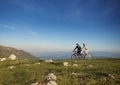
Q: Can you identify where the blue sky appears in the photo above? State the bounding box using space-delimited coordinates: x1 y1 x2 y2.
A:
0 0 120 54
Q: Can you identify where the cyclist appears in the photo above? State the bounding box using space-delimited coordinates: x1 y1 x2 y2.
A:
73 43 82 57
82 43 89 58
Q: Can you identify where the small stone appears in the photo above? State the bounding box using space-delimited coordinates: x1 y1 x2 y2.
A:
31 82 38 85
45 59 53 63
0 58 6 61
9 66 15 69
71 72 78 76
108 74 115 79
63 62 70 66
73 64 78 67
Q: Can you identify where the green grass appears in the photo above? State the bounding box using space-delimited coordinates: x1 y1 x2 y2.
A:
0 58 120 85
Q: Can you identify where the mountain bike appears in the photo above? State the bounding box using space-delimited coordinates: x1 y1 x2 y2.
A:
71 51 94 60
71 51 84 60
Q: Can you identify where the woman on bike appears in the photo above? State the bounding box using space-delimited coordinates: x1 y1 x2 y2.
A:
82 43 89 58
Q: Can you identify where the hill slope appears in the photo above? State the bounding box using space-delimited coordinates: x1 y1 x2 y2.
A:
0 45 38 59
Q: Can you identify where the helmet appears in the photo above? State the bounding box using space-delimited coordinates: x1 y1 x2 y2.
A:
76 43 79 46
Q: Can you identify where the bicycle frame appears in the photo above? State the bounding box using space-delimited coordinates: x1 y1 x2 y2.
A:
71 51 85 60
71 51 93 60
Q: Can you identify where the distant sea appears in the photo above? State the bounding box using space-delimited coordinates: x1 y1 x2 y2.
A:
37 51 120 60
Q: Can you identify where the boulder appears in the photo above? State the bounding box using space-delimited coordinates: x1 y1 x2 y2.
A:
46 73 57 85
46 81 57 85
46 73 57 81
9 54 16 60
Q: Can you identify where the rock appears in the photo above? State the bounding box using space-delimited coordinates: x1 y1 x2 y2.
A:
45 59 53 63
34 63 40 65
46 81 57 85
73 64 78 67
9 54 16 60
46 73 58 85
0 58 6 61
63 62 70 66
88 65 93 67
71 72 78 76
37 62 40 64
46 73 57 81
9 65 15 69
108 74 115 79
31 82 38 85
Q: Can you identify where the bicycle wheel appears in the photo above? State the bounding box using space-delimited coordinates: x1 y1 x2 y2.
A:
71 54 74 59
71 54 76 60
78 53 85 60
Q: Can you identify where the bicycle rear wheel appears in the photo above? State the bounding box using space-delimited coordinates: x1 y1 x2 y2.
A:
78 53 85 60
71 54 77 60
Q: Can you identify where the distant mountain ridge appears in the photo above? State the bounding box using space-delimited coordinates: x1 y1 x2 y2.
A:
0 45 38 59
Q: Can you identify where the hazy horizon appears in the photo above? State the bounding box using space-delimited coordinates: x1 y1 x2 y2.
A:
0 44 120 59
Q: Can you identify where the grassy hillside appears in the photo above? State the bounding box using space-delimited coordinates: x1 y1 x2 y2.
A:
0 58 119 85
0 45 38 59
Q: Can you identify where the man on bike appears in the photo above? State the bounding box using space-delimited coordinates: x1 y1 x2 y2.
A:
73 43 82 56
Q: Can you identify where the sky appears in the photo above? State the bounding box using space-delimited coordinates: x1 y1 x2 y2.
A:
0 0 120 54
